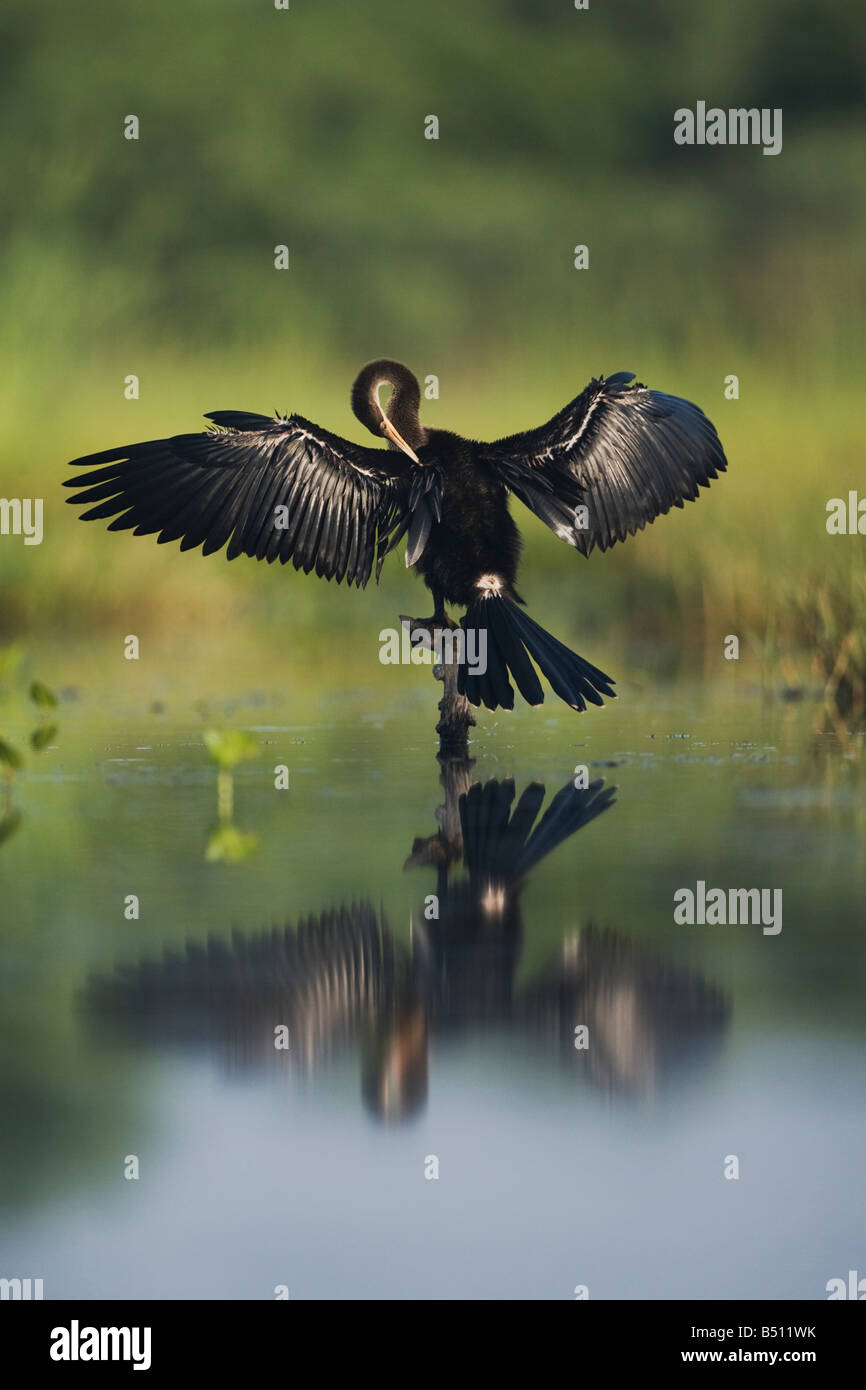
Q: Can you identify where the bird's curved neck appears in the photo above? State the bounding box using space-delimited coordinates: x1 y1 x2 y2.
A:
351 359 428 457
386 385 426 452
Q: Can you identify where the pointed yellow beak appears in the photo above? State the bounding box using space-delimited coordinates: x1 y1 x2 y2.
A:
377 405 420 463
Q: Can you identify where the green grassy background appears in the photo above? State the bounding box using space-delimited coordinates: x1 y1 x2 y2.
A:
0 0 864 686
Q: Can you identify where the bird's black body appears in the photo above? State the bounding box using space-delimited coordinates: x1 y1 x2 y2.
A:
412 429 522 609
65 357 728 714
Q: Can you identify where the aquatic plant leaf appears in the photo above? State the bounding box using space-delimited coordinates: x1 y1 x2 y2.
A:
205 824 259 863
0 737 23 770
31 723 58 751
0 810 22 845
203 728 260 769
29 680 58 709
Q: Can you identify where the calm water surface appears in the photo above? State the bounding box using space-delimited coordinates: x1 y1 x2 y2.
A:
1 673 864 1299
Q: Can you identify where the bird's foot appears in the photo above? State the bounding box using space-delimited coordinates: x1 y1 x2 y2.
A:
399 612 458 639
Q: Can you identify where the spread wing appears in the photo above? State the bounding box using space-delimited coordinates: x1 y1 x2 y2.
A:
84 905 398 1069
64 412 414 586
479 372 727 556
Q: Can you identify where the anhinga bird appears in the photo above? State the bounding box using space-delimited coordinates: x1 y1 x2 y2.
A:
65 359 727 712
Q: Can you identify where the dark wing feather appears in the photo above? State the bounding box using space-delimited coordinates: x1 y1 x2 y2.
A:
402 465 445 567
480 372 727 556
65 414 412 587
405 496 434 567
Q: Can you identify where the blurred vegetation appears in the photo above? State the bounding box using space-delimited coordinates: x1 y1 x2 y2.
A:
0 648 58 839
784 571 866 718
0 0 864 696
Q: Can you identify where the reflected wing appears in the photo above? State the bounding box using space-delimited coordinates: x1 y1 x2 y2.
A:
521 925 729 1094
65 412 413 586
84 905 398 1068
480 372 727 556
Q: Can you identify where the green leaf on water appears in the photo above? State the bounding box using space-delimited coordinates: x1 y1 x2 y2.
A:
31 723 58 751
0 810 22 845
203 728 260 769
205 824 259 863
29 680 58 709
0 738 23 770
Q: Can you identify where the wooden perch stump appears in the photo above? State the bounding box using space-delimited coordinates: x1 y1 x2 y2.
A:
399 614 476 756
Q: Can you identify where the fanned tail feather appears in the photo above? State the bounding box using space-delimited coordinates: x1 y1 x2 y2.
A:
458 596 616 713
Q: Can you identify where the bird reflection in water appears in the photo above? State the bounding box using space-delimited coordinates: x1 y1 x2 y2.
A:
85 765 728 1121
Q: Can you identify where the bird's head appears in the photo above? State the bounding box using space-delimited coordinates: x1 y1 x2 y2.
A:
351 359 429 463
